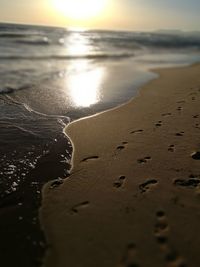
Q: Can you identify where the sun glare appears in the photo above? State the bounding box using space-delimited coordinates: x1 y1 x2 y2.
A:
67 61 105 107
53 0 107 20
62 32 105 107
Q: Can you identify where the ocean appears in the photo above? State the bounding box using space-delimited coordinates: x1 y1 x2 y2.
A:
1 24 200 180
0 22 200 265
1 22 200 198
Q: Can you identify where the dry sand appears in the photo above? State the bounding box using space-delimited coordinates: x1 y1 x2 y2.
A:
41 64 200 267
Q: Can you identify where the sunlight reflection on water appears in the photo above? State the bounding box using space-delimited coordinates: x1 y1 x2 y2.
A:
64 32 105 107
67 61 105 107
66 32 91 56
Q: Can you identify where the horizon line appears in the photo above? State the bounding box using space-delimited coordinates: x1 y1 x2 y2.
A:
0 20 200 33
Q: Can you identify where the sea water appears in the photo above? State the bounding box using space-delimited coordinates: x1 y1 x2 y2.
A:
0 22 200 196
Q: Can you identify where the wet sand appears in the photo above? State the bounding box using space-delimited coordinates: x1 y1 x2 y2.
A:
41 64 200 267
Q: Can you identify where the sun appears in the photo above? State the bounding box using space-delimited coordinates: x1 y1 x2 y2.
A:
52 0 107 20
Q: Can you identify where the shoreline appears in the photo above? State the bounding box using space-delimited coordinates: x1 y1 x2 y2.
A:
64 62 199 171
41 63 200 267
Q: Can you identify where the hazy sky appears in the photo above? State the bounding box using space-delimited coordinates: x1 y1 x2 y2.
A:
0 0 200 31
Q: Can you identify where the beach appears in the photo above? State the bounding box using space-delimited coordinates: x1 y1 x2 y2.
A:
41 63 200 267
1 23 200 267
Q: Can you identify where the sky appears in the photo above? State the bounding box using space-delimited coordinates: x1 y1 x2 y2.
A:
0 0 200 31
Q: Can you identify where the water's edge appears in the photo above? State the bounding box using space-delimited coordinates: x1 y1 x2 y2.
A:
40 62 200 266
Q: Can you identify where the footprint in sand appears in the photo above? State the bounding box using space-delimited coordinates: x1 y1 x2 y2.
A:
120 242 140 267
113 143 128 157
174 176 200 188
81 156 99 162
139 179 158 193
137 156 152 164
154 211 169 237
193 114 199 119
130 129 143 134
154 211 187 267
155 121 162 127
177 106 183 111
71 201 90 214
122 141 128 145
189 92 197 96
117 142 129 152
113 176 126 189
168 145 175 152
175 132 184 137
191 151 200 160
177 101 185 104
162 113 172 117
195 123 200 129
117 145 125 151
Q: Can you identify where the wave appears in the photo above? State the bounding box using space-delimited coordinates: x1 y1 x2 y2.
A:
0 33 31 38
0 53 135 61
0 32 37 38
135 34 200 48
15 38 50 45
1 27 200 50
0 32 50 46
0 86 15 94
0 84 32 94
2 94 71 125
92 33 200 49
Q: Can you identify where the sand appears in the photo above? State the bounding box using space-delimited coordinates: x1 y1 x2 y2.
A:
41 64 200 267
